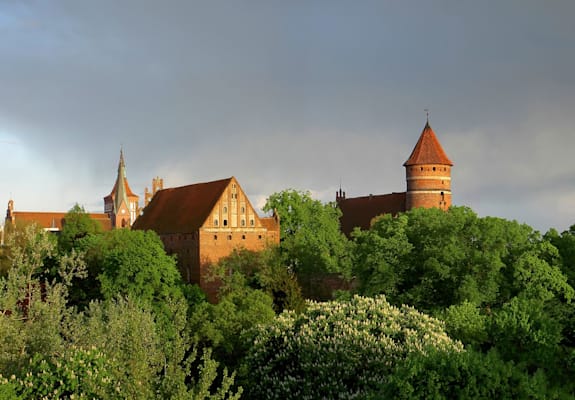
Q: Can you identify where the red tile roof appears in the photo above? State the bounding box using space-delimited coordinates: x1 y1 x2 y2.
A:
260 216 279 232
337 192 406 236
404 122 453 166
133 178 232 234
11 212 112 231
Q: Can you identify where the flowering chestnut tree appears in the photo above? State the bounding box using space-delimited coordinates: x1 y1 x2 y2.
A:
241 295 462 399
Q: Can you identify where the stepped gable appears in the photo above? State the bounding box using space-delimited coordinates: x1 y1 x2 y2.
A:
338 192 406 236
133 178 231 234
403 122 453 166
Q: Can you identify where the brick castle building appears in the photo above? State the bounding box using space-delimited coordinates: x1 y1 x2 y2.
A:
5 199 111 232
132 177 280 300
337 120 453 235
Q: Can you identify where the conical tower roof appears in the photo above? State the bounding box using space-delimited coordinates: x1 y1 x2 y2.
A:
404 121 453 166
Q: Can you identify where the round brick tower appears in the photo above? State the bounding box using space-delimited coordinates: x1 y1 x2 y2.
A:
404 121 453 210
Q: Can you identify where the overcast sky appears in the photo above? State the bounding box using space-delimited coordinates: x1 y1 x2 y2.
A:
1 0 574 233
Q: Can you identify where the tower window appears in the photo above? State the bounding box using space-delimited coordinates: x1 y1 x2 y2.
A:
214 219 219 226
223 206 227 214
241 219 246 226
433 167 436 171
250 219 255 226
223 219 228 226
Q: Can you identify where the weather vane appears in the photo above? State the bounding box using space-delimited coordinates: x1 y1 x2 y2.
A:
424 108 430 122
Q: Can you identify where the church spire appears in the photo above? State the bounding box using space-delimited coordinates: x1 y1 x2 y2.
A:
104 149 140 228
114 149 130 214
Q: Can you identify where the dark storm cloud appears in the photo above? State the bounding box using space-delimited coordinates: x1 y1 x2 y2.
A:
1 0 575 231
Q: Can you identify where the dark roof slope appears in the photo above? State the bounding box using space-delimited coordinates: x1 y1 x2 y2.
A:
337 192 406 236
404 122 453 166
133 178 231 234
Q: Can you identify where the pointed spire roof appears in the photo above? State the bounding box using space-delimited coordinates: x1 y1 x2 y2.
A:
107 149 138 212
114 150 129 212
404 121 453 166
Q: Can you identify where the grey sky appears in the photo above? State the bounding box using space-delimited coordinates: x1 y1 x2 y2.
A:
1 0 574 232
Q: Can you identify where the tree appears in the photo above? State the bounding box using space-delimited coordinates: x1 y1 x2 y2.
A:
241 295 462 399
91 229 185 321
211 247 305 313
58 203 102 253
381 348 563 399
263 189 352 298
352 206 571 312
0 224 85 374
0 224 242 399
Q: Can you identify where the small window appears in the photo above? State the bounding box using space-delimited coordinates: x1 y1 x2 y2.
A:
433 167 436 171
223 219 228 226
258 235 262 240
241 219 246 226
214 235 218 240
242 235 246 240
250 219 255 226
420 167 424 171
227 235 232 240
223 206 227 213
214 219 219 226
241 206 245 213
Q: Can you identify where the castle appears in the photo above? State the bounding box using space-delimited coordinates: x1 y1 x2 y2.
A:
4 120 450 299
337 120 452 235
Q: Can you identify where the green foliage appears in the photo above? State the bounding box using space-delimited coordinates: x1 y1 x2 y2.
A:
94 229 185 324
263 189 352 279
212 247 305 313
241 295 462 399
381 348 565 399
490 296 564 368
58 203 103 253
353 206 574 311
190 289 276 372
0 224 241 400
0 224 84 373
353 206 575 395
443 301 488 349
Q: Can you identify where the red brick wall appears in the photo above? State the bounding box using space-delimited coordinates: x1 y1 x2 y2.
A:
405 164 451 210
198 229 278 301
